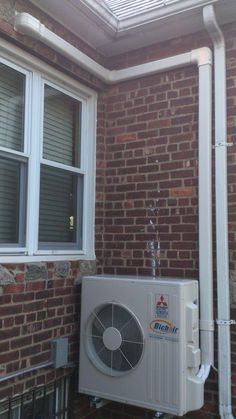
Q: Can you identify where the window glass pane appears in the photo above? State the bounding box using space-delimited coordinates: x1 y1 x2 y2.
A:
43 85 81 167
0 155 27 245
39 165 83 247
0 63 25 151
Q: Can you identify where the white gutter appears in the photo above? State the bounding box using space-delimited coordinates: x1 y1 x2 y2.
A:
203 5 234 419
14 10 214 381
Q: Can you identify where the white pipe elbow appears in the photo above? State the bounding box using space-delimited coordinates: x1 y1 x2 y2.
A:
197 364 211 382
15 12 42 40
191 47 212 67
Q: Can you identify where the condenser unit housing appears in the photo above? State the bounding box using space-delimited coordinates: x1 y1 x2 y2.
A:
79 275 204 416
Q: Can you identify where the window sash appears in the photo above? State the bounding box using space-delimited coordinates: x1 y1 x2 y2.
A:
38 164 83 250
38 81 84 250
43 83 82 168
0 61 26 152
0 59 29 251
0 154 27 247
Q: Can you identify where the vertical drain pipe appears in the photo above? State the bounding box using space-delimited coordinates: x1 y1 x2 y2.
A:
195 48 214 373
203 5 234 419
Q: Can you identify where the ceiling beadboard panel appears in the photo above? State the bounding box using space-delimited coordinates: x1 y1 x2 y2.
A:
103 0 181 20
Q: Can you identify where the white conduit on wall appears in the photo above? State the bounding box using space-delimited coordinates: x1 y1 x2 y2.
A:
15 9 214 391
204 5 234 419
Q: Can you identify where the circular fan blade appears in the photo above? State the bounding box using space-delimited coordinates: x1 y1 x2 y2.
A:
113 304 132 331
120 341 144 368
86 303 144 376
121 317 143 344
96 304 113 329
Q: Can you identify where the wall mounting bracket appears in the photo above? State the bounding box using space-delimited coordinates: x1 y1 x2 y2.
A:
216 319 236 326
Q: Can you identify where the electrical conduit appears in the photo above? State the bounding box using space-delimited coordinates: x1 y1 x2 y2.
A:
203 5 234 419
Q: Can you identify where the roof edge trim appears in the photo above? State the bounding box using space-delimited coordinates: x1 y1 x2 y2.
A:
79 0 219 33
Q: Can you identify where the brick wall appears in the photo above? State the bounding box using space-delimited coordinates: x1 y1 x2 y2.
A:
0 0 235 417
0 261 96 402
0 0 99 414
95 23 236 419
97 66 199 278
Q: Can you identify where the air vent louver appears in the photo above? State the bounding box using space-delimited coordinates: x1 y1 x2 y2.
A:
85 303 144 376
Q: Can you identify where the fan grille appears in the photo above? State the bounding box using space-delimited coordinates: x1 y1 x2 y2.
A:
85 303 144 376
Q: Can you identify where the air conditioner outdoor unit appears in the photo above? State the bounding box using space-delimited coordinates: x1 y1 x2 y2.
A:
79 275 204 416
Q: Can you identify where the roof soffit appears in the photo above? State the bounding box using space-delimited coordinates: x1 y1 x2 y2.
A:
28 0 236 56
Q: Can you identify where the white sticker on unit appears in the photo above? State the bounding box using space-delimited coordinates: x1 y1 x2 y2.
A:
155 294 169 319
149 318 179 341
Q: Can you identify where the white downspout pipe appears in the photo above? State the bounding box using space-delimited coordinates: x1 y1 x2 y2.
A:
197 50 214 371
14 10 214 380
203 5 234 419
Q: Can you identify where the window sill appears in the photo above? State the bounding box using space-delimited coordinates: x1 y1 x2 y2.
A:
0 252 96 263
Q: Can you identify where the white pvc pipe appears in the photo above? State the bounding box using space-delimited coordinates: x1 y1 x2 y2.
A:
15 13 209 84
14 13 111 82
110 52 192 82
203 5 234 419
197 364 211 381
198 61 214 366
14 11 214 378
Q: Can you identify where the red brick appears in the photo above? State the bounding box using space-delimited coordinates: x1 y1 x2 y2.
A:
0 341 10 353
43 318 62 328
11 335 32 349
3 283 24 294
25 281 45 291
35 289 54 299
15 273 25 282
21 344 41 357
116 134 136 143
0 327 20 340
170 187 194 197
0 295 11 304
0 350 19 364
0 305 22 316
33 330 52 343
26 313 37 322
127 123 147 132
30 352 50 366
13 292 34 302
45 297 64 307
15 315 25 325
24 301 45 312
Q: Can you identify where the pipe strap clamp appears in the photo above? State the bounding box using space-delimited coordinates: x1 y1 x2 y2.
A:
213 142 233 148
216 319 236 326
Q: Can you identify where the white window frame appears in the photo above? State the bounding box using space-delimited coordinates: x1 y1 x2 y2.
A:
0 39 97 262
